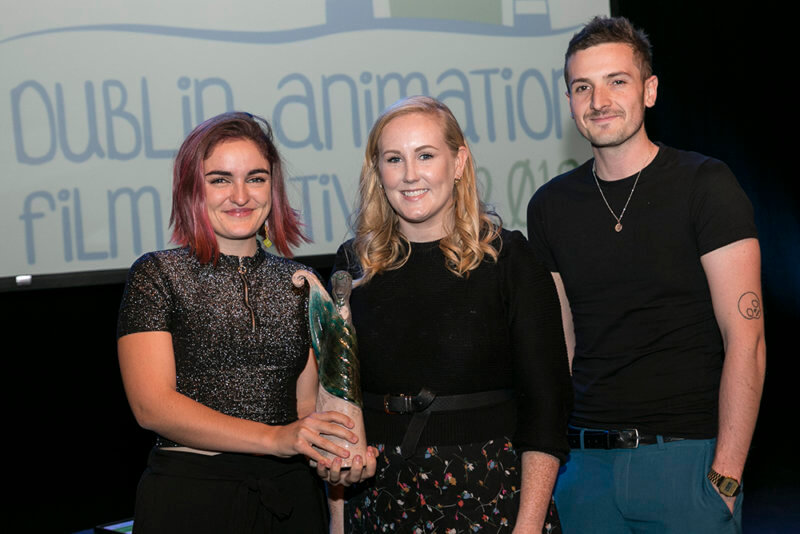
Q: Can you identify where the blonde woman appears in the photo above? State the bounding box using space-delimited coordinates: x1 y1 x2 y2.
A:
331 97 572 533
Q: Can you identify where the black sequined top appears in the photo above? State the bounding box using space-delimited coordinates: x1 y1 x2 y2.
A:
117 247 311 448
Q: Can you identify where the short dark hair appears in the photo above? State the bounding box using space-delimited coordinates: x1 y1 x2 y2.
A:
564 16 653 90
170 111 308 263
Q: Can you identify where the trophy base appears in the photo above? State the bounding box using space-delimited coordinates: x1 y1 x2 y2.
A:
313 387 367 469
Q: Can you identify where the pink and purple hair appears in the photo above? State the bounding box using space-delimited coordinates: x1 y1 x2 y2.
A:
170 111 308 262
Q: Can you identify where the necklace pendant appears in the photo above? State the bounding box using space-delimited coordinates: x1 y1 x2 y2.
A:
615 222 623 232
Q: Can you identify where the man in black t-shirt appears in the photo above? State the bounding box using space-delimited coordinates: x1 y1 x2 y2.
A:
527 16 765 533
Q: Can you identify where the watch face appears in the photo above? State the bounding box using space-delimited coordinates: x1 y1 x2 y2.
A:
720 478 740 497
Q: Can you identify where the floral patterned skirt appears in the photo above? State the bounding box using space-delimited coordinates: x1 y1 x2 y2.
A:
344 438 561 533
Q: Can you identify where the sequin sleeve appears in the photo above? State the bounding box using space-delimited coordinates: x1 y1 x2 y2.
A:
117 252 174 338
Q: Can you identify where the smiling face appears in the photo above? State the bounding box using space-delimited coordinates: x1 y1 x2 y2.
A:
377 112 467 242
203 138 272 256
566 42 658 149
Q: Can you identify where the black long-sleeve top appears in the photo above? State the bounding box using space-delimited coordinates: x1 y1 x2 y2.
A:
333 230 572 462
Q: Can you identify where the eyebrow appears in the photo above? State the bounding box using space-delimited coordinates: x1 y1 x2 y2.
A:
570 77 592 87
415 145 437 152
381 144 438 154
204 168 271 177
570 71 633 86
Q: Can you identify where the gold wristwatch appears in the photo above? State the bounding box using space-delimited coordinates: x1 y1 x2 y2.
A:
707 468 741 497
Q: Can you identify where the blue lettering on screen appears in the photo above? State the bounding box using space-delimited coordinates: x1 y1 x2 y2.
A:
270 66 567 151
10 66 574 265
290 173 351 243
11 77 235 164
12 67 566 163
15 157 578 266
20 187 165 265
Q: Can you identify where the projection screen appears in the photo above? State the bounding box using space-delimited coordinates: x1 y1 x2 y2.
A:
1 0 608 287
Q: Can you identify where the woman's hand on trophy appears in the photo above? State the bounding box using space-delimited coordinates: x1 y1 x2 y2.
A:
317 445 378 486
270 410 358 462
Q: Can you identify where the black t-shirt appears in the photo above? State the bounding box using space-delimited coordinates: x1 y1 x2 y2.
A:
527 145 757 438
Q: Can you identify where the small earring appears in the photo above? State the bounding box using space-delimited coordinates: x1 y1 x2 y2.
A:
263 220 272 248
454 176 461 184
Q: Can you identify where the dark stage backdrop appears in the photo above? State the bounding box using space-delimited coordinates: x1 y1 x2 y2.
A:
612 0 799 503
3 2 797 531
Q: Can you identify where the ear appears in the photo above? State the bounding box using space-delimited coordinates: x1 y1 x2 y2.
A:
644 75 658 108
454 145 468 180
565 90 574 118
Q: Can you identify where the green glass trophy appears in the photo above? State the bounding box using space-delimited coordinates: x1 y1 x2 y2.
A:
292 269 366 467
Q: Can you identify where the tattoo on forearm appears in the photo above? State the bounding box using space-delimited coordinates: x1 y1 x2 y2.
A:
737 291 762 320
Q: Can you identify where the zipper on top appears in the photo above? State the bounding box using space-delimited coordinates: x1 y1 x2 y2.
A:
238 257 256 332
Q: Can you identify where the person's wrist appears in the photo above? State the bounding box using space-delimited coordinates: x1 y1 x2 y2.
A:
707 467 741 497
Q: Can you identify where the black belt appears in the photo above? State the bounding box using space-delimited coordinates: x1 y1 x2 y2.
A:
567 426 685 449
363 388 514 459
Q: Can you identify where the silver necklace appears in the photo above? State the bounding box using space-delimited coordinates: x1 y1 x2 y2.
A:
592 155 650 233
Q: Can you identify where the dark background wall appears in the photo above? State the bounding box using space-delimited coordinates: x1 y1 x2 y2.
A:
611 0 799 507
3 2 797 531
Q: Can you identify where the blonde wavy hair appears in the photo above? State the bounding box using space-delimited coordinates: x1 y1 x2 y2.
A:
352 96 501 284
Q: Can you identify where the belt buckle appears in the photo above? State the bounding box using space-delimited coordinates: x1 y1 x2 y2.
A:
384 393 411 414
617 428 640 448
